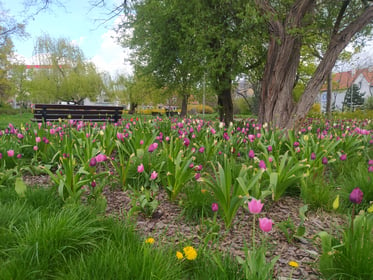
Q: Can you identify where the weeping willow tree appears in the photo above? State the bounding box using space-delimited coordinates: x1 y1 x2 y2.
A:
29 34 106 103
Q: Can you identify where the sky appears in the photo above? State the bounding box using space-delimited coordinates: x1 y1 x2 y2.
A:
4 0 132 77
3 1 373 77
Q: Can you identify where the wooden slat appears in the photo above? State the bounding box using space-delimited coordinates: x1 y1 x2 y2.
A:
32 104 124 123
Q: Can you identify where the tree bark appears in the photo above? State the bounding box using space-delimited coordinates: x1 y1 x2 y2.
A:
288 5 373 128
326 72 332 118
256 0 373 129
257 0 314 128
216 77 233 125
180 93 188 118
128 102 137 114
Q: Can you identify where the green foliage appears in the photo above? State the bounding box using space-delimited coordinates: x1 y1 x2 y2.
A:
28 35 105 103
1 205 105 279
236 242 279 280
343 84 365 112
364 96 373 110
233 98 251 115
319 211 373 280
277 205 308 243
202 157 244 229
180 183 215 223
162 137 195 200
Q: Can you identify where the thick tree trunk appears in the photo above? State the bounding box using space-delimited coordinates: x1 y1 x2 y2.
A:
128 102 138 114
220 86 233 125
180 94 188 118
288 5 373 128
256 0 373 129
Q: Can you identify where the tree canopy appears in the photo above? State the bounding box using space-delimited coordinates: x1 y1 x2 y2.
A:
28 35 106 103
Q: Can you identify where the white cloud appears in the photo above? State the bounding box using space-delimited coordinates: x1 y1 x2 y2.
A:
90 19 133 77
70 37 86 47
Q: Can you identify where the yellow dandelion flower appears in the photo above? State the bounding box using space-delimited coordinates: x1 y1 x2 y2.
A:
183 246 197 261
288 261 299 268
201 189 207 194
176 251 184 260
145 237 155 244
367 204 373 213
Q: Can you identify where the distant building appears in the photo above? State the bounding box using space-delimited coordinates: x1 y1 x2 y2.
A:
319 67 373 111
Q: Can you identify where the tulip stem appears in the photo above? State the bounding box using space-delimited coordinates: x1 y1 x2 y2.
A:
252 215 256 250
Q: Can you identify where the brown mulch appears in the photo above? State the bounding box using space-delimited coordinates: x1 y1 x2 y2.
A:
23 174 345 280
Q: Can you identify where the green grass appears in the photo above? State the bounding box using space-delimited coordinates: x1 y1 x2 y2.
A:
0 185 244 280
0 111 34 129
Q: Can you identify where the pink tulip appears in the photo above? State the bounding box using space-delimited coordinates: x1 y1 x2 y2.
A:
17 154 22 159
137 163 144 173
148 143 158 152
150 171 158 180
248 198 263 214
95 154 107 162
33 146 38 151
259 218 274 232
198 147 205 153
7 150 14 157
267 145 272 152
35 137 41 143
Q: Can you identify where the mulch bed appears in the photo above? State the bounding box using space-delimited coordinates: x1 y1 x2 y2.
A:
24 174 345 279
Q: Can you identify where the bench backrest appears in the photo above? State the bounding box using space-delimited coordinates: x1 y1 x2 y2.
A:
33 104 124 123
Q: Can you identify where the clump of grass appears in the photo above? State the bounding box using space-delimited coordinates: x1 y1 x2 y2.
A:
1 206 105 279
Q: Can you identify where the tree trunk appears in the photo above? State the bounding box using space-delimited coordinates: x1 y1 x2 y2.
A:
326 72 332 118
288 5 373 128
128 102 137 114
216 76 233 125
220 87 233 125
256 1 373 129
180 93 188 118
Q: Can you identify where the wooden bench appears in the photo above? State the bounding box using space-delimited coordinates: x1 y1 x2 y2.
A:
32 104 124 123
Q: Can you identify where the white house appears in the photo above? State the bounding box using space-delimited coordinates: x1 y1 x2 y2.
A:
319 67 373 111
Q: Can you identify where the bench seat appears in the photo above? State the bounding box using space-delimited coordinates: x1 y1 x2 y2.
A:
32 104 124 123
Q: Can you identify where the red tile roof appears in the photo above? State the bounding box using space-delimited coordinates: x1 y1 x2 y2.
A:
321 67 373 91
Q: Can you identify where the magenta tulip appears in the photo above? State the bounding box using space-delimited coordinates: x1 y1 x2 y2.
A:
89 157 97 167
248 150 255 159
322 157 328 165
211 203 219 212
349 187 363 204
259 160 266 170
